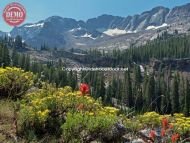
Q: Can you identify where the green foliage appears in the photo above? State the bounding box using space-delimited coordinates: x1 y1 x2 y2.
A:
62 112 117 143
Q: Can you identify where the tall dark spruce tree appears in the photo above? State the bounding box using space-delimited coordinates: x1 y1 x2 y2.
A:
171 74 180 114
145 74 155 111
184 79 190 117
124 70 133 108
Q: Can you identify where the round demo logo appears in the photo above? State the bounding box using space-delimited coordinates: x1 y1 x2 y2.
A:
3 2 26 26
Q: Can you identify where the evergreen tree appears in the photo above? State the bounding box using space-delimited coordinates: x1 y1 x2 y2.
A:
133 65 142 110
145 74 155 111
59 69 68 87
179 76 185 111
105 83 113 105
68 71 77 90
24 54 30 71
99 73 106 100
155 73 162 112
12 48 19 67
171 74 180 113
2 44 10 67
111 77 118 99
160 76 168 114
124 70 133 108
14 35 23 49
184 79 190 117
19 54 26 69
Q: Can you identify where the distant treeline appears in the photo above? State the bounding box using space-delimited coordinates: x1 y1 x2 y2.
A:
81 32 190 66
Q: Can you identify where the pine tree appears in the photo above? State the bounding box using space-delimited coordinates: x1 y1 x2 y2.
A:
184 79 190 117
142 72 148 98
155 73 162 113
171 74 180 113
68 71 77 90
12 48 19 67
179 76 185 111
133 65 142 110
19 54 26 69
134 65 142 84
124 70 133 108
160 76 167 114
105 83 113 105
99 73 106 100
14 35 23 49
111 77 117 99
0 45 2 65
2 44 10 67
24 54 30 71
145 74 155 111
59 69 68 87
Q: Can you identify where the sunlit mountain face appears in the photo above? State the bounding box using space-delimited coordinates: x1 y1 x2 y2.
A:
7 3 190 50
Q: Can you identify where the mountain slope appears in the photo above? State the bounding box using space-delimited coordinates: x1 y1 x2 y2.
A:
9 3 190 49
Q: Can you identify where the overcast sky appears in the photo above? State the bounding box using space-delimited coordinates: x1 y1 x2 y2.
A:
0 0 190 32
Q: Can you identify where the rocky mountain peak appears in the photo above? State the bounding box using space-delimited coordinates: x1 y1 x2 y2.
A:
6 3 190 49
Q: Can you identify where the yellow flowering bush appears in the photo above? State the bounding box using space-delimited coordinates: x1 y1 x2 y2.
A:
62 112 117 143
138 112 163 127
123 117 143 132
19 84 120 137
0 67 34 99
103 106 120 115
173 113 190 134
122 112 190 137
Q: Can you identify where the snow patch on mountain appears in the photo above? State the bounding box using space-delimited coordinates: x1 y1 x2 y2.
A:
103 28 127 36
25 23 44 28
69 27 82 32
77 27 82 30
126 30 137 34
146 23 168 30
69 29 75 32
81 33 97 40
73 52 86 56
75 43 86 46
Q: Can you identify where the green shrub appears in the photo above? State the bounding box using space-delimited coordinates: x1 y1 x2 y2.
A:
0 67 34 99
61 112 117 142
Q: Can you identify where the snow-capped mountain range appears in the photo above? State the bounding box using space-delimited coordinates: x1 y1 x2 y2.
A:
3 3 190 49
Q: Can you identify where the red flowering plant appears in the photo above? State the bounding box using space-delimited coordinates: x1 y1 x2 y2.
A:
159 117 181 143
160 118 169 141
171 133 180 143
162 117 169 130
80 83 90 95
76 83 91 111
147 117 181 143
149 130 156 141
161 129 166 137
